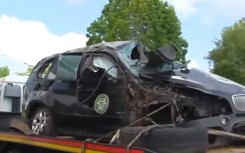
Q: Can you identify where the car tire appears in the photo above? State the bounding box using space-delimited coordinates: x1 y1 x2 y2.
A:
30 107 57 136
118 126 208 153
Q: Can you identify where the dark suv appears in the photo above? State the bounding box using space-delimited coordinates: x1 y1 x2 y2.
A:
22 40 245 143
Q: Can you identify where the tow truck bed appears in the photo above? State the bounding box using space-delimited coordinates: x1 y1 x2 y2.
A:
0 116 244 153
0 132 244 153
0 132 148 153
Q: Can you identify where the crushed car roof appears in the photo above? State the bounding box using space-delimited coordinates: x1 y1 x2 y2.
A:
40 40 137 57
65 40 137 54
40 40 146 63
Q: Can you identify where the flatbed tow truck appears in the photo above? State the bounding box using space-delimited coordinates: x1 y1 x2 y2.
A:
1 44 245 153
0 132 146 153
0 78 244 153
0 118 150 153
0 118 243 153
0 98 244 152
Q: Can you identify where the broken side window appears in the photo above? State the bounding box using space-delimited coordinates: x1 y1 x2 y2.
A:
93 55 118 78
56 55 82 81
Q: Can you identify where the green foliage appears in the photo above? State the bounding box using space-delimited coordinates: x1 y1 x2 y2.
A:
207 18 245 85
27 66 34 74
15 66 33 76
0 66 10 77
86 0 188 61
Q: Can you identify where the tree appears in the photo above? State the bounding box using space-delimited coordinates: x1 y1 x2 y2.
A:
0 66 10 77
26 66 34 74
86 0 188 61
15 66 33 76
207 18 245 85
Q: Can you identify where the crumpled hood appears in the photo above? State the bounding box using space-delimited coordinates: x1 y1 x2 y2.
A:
172 68 245 97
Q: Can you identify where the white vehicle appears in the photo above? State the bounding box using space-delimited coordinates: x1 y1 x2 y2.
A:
0 75 28 113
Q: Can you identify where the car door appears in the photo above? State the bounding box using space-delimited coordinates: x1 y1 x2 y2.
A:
48 54 83 115
30 58 57 106
23 57 56 116
77 53 130 120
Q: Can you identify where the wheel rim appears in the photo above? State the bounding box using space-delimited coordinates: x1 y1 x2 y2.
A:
31 109 49 135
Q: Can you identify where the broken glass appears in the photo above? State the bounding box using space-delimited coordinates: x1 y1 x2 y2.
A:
116 41 143 77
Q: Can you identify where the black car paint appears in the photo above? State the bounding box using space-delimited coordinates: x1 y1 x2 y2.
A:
173 68 245 96
168 68 245 136
23 51 130 135
172 68 245 114
22 40 245 140
141 66 245 134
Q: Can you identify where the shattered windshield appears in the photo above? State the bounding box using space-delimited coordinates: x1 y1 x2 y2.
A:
173 61 183 70
114 41 184 76
116 41 144 77
160 61 183 72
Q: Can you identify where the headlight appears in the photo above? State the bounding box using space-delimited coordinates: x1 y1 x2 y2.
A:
232 94 245 111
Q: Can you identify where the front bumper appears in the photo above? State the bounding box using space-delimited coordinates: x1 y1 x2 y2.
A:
183 114 245 133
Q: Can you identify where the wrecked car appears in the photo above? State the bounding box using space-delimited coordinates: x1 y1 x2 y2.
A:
22 40 245 145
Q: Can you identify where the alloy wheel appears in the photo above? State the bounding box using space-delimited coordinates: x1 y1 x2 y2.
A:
31 108 49 135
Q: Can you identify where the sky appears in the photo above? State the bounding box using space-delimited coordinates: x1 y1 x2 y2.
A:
0 0 245 74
